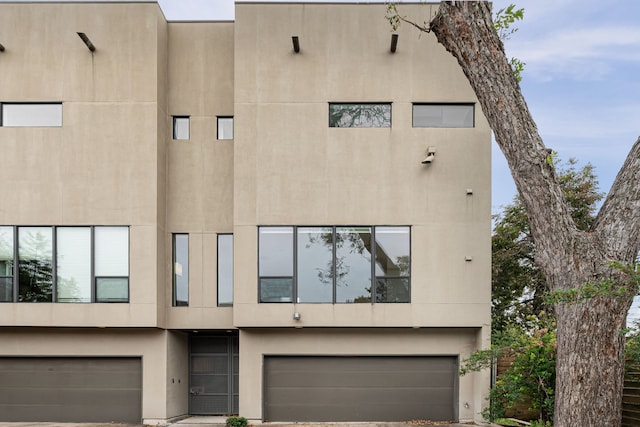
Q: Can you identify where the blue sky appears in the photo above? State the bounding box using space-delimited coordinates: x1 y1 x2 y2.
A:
157 0 640 214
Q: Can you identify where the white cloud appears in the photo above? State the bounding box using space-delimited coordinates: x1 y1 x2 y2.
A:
508 26 640 81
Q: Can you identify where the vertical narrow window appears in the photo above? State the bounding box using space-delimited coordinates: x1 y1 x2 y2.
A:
217 116 234 140
173 234 189 306
56 227 92 303
217 234 234 306
173 116 190 140
297 227 333 303
335 227 373 303
258 227 293 303
374 226 410 303
95 226 129 303
18 227 53 302
412 103 474 128
329 103 391 128
1 103 62 127
0 226 14 302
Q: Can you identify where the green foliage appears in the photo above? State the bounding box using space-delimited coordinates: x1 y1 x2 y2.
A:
461 315 556 423
493 5 524 40
492 158 603 336
493 5 526 81
225 416 248 427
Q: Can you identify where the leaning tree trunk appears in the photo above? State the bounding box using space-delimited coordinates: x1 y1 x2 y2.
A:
422 2 640 426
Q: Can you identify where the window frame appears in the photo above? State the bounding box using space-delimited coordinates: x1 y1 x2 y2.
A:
328 102 392 128
217 116 234 140
172 233 189 307
412 103 475 128
0 102 63 127
217 233 234 307
258 225 411 304
0 225 130 303
172 115 190 140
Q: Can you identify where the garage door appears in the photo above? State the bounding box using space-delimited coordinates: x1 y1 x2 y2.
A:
0 357 142 423
264 356 457 422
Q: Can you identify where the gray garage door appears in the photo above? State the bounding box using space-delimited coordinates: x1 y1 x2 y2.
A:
264 356 457 422
0 357 142 423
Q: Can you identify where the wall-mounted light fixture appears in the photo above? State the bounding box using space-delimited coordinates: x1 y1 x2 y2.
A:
77 32 96 52
293 312 301 321
292 36 300 53
390 34 399 53
421 146 436 164
0 43 5 52
466 188 473 195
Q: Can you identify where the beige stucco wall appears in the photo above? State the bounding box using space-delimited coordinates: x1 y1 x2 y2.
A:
0 2 166 327
239 328 488 423
165 330 189 420
0 328 170 420
232 3 491 329
165 22 235 329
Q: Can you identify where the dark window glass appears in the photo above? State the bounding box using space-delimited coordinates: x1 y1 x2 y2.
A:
0 226 13 302
329 103 391 128
96 277 129 303
18 227 53 302
297 227 333 303
259 227 293 302
258 226 410 304
412 103 474 128
336 227 373 303
375 226 410 303
173 234 189 306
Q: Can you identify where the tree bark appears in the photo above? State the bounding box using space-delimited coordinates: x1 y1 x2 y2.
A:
420 2 640 425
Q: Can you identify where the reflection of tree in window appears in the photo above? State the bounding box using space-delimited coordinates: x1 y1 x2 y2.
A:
329 104 391 128
18 228 53 302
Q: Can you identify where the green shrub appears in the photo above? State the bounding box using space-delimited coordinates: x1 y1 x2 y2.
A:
226 416 248 427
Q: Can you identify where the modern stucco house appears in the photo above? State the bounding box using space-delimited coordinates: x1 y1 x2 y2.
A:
0 1 491 424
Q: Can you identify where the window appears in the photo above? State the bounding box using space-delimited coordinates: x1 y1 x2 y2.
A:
1 103 62 127
0 227 13 302
217 116 234 140
259 226 410 303
412 103 474 128
57 227 91 302
329 103 391 128
217 234 233 306
259 227 293 303
94 226 129 303
173 116 190 140
173 234 189 306
19 227 53 302
0 226 129 303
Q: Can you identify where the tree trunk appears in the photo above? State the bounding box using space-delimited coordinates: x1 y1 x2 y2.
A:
422 2 640 426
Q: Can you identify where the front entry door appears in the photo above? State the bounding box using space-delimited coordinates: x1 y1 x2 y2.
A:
189 335 239 415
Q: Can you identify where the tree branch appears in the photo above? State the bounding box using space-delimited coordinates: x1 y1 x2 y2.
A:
593 136 640 260
428 2 578 288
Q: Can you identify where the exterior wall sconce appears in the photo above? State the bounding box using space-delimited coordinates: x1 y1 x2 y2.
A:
466 188 473 195
421 146 436 164
77 32 96 52
0 43 5 52
390 34 399 53
293 312 301 321
292 36 300 53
